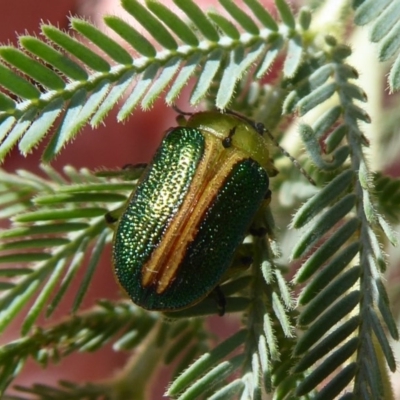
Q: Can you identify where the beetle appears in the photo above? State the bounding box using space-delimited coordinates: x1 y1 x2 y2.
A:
112 110 276 314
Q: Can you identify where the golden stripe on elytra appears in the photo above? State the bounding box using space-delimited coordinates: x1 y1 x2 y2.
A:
140 135 217 288
141 134 246 294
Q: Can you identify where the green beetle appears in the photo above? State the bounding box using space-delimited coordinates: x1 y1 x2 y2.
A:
112 111 276 314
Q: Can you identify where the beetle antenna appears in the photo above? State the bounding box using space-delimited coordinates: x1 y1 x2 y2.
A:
260 124 316 186
223 109 316 186
172 104 194 116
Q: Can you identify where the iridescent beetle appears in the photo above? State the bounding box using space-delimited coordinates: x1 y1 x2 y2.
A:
111 111 277 314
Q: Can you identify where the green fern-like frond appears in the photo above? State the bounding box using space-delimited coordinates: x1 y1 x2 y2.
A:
0 301 155 394
0 165 134 335
353 0 400 91
3 381 110 400
0 299 214 399
0 0 308 163
281 35 398 398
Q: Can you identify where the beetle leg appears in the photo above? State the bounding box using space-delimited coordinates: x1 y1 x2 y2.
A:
172 105 193 126
212 285 226 316
220 244 254 282
122 162 147 170
104 205 126 227
105 210 119 225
